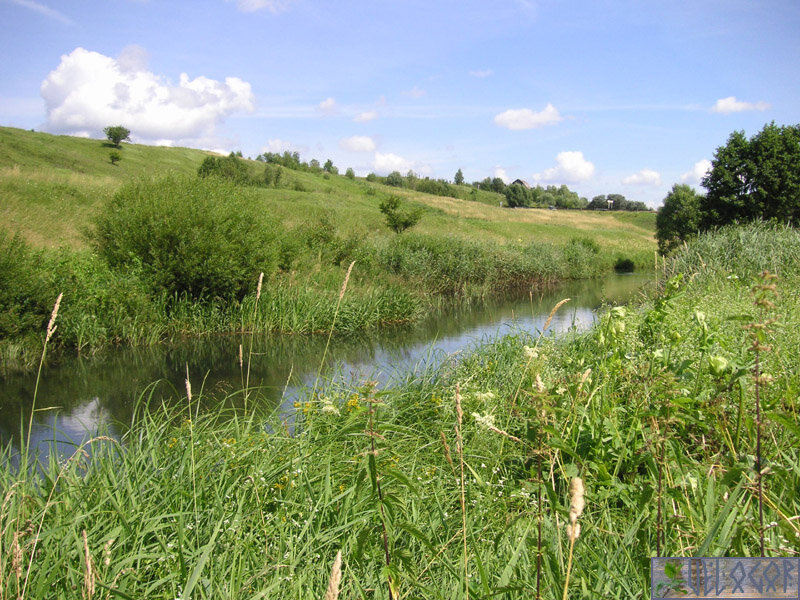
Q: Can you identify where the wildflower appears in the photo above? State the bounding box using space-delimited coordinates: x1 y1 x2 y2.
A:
474 391 496 402
321 399 340 415
523 345 539 360
472 412 496 429
346 395 361 411
535 374 545 393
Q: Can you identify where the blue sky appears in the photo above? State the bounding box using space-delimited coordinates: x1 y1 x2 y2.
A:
1 0 798 206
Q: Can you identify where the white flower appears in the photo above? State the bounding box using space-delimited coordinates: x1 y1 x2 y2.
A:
474 391 496 402
472 412 496 429
523 345 539 360
321 400 340 415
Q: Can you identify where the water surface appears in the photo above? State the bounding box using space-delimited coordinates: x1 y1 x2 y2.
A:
0 274 650 461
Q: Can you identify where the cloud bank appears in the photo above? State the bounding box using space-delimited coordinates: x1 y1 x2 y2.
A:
622 168 661 186
711 96 770 114
533 151 595 183
681 159 712 185
493 104 562 130
340 136 376 152
41 47 254 146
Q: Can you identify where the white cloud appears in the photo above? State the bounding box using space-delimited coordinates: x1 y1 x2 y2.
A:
354 110 378 123
372 152 413 174
493 166 509 183
403 86 426 99
493 103 562 130
711 96 770 114
8 0 72 25
340 136 376 153
317 97 337 115
622 168 661 186
681 159 712 185
260 139 305 154
469 69 494 78
40 47 254 145
228 0 294 13
533 151 595 183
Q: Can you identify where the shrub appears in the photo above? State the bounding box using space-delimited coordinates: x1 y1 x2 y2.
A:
197 153 254 186
0 231 53 339
379 195 423 233
614 257 635 273
93 174 278 301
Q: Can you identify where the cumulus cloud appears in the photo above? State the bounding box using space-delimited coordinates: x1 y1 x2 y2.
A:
372 152 413 174
533 151 595 183
228 0 294 13
622 168 661 186
681 159 712 184
494 167 509 183
40 47 254 146
354 110 378 123
317 97 337 115
340 135 376 152
493 104 562 130
469 69 494 78
711 96 770 114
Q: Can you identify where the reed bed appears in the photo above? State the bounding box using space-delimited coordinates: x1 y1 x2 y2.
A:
2 224 799 598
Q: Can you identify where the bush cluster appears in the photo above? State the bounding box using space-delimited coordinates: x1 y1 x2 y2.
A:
93 174 278 301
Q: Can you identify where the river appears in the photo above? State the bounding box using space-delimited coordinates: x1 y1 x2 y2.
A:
0 274 650 462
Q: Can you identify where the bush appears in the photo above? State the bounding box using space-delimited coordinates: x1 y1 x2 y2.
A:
93 174 278 301
379 195 423 233
0 232 53 339
197 153 254 186
613 257 635 273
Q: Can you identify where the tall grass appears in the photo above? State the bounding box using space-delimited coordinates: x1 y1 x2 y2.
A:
2 222 799 598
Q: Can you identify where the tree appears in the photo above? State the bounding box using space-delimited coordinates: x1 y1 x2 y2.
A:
345 167 355 180
454 168 465 185
323 159 338 174
656 184 702 254
385 171 404 187
379 195 422 233
103 125 130 148
700 122 800 229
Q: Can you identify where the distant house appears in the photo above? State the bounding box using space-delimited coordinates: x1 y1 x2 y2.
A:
511 179 531 189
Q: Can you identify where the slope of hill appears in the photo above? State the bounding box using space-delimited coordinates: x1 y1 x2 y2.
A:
0 126 656 365
0 126 654 255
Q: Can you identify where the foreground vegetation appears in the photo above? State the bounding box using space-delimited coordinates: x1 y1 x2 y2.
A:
2 223 798 599
0 127 655 368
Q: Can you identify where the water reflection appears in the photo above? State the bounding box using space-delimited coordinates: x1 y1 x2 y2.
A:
0 274 649 462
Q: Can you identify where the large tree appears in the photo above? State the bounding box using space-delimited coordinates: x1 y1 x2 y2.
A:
103 125 130 148
656 184 702 254
700 122 800 229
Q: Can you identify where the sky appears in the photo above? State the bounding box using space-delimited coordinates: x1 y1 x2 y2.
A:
1 0 799 207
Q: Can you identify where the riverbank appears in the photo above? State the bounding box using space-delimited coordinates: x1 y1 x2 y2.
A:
3 223 798 598
1 127 656 370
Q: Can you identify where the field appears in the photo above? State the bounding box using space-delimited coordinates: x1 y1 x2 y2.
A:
2 223 798 599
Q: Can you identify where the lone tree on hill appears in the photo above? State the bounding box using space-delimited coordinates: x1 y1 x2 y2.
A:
104 125 131 148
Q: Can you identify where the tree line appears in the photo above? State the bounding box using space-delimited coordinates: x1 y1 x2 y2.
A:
656 122 800 254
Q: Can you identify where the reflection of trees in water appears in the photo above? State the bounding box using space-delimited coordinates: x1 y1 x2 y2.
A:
0 274 649 453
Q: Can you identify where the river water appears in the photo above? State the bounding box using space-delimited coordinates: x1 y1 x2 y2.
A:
0 274 649 462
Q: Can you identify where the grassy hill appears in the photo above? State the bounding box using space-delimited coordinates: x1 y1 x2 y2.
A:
0 125 655 257
1 125 656 365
